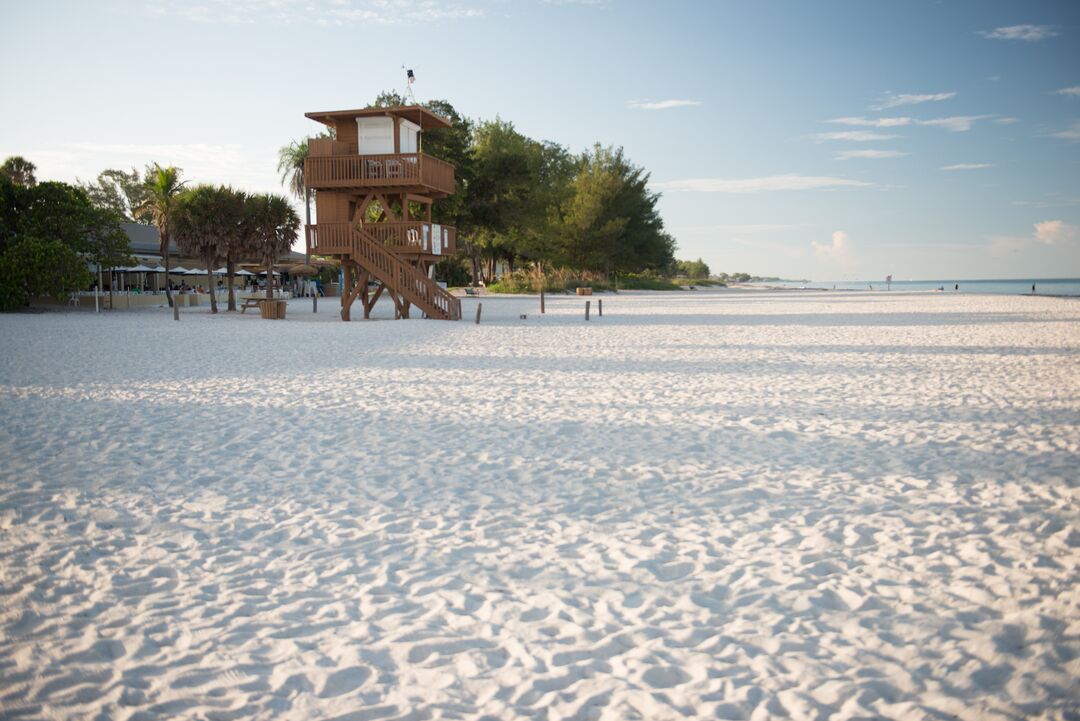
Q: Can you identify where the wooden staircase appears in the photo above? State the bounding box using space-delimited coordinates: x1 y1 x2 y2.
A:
342 226 461 321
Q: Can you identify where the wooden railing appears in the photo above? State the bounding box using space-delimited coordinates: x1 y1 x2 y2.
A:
309 222 456 256
310 225 460 320
305 152 455 195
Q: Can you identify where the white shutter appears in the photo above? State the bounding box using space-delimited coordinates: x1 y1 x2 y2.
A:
357 117 394 154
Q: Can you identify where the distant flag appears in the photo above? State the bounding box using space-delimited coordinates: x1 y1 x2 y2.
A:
403 66 417 103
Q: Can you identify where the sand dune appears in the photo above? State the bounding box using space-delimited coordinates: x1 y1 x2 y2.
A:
0 290 1077 720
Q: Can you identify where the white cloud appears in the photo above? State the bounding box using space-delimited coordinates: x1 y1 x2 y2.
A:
996 117 1019 125
1033 220 1077 245
876 92 956 109
653 174 873 193
1012 197 1080 209
980 24 1057 41
145 0 485 25
827 115 990 132
1050 122 1080 141
835 149 907 160
917 115 992 132
991 219 1077 254
813 131 897 142
670 223 800 233
813 231 851 260
940 163 993 171
1054 86 1080 97
828 117 913 128
627 99 701 110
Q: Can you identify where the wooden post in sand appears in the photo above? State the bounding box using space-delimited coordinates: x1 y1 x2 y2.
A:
598 299 602 317
475 302 483 324
585 300 591 321
173 303 180 321
540 287 545 314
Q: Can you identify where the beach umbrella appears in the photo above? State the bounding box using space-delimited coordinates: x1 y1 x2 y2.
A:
170 266 190 275
235 269 254 276
149 265 167 273
288 263 318 277
184 268 206 275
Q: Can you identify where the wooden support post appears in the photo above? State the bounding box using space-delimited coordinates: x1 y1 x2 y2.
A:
313 293 317 313
585 300 590 320
540 287 545 314
598 299 602 317
475 302 482 325
341 263 353 321
173 303 179 321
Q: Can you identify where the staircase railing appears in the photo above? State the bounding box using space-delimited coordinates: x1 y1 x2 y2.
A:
350 227 461 320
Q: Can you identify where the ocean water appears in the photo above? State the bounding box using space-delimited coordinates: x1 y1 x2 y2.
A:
766 278 1080 297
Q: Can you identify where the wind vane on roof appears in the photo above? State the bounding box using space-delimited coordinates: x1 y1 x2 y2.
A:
403 66 417 104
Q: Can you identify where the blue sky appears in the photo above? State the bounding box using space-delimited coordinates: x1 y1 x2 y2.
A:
2 0 1078 280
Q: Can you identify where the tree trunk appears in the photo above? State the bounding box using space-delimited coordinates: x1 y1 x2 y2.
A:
206 252 218 313
226 257 236 312
304 188 312 265
265 256 274 300
163 248 173 308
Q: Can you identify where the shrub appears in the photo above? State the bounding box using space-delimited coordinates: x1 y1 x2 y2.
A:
0 236 91 310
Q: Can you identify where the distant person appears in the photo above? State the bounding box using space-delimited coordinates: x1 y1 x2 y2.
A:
1032 284 1036 295
955 283 959 291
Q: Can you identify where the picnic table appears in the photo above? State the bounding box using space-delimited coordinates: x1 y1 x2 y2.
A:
240 297 263 313
240 297 287 319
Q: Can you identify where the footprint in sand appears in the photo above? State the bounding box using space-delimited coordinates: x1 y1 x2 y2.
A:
642 666 690 689
317 666 370 698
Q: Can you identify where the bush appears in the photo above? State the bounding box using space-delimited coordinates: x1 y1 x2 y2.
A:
0 236 91 310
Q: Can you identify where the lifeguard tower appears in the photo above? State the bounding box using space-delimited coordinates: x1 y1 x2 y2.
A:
303 105 461 321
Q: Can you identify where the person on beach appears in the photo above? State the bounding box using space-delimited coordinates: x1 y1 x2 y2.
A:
1032 284 1036 295
955 283 959 291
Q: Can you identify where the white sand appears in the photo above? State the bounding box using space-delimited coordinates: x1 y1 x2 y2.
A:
0 290 1078 720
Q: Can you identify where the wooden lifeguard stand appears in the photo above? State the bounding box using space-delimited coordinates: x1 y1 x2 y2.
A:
303 105 461 321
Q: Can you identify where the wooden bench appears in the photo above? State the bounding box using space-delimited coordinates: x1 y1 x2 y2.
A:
240 297 263 313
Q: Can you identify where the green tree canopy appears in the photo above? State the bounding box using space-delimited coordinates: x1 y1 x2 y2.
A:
677 258 711 280
0 237 91 310
1 156 37 187
79 167 151 223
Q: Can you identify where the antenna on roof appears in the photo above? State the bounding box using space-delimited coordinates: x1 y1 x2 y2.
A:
402 66 417 105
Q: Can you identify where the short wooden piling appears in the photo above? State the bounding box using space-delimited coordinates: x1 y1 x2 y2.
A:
585 300 591 321
475 302 483 324
598 299 602 317
173 303 180 321
313 295 318 313
540 287 545 314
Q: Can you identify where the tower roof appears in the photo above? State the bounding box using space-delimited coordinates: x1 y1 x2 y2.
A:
305 105 453 130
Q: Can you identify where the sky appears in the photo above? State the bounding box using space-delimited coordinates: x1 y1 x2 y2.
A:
2 0 1078 281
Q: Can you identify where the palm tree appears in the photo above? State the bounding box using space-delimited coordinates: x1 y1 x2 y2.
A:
133 164 185 308
217 187 248 312
173 185 244 314
247 193 301 300
0 156 37 186
277 140 311 263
